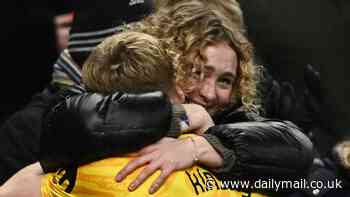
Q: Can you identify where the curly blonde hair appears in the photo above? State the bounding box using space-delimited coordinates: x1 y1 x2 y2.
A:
129 1 260 113
155 0 245 33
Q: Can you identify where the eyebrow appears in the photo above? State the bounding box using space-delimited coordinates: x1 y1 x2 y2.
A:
204 65 236 79
221 72 236 79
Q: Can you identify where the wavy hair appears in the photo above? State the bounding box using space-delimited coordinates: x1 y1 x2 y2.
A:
155 0 245 33
130 1 261 113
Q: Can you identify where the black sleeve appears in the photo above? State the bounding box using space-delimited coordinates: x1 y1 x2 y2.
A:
203 120 314 181
39 91 174 172
0 106 43 184
0 87 61 184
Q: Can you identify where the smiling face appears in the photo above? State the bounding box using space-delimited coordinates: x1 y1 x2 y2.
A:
135 1 258 113
185 41 238 115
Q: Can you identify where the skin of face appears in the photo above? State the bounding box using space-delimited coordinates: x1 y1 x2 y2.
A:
186 41 238 115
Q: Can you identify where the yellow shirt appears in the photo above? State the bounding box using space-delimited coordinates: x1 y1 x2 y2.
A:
41 157 267 197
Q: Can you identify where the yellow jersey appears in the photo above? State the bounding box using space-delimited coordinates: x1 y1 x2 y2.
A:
41 157 267 197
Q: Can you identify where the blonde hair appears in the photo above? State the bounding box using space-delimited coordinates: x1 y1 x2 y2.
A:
130 1 260 113
155 0 244 33
82 31 174 95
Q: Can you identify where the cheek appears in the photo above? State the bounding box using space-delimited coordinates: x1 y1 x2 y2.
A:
217 89 232 106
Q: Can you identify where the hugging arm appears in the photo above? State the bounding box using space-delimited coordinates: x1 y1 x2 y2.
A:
39 91 179 172
113 118 314 194
203 120 314 181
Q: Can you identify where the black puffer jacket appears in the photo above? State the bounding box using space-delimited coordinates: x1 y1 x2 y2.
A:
40 91 173 172
207 109 313 181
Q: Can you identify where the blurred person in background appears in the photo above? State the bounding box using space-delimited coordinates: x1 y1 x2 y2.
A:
0 0 73 123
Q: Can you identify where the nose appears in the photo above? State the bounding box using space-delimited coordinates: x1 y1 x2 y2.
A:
199 78 217 106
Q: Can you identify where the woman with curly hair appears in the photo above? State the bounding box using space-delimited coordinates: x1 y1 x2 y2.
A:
110 2 311 194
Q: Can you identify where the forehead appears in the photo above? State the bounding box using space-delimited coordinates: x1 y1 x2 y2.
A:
203 41 238 75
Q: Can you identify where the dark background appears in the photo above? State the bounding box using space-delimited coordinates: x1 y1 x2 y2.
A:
240 0 350 138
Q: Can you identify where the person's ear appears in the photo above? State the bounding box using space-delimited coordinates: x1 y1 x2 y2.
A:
169 85 185 104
